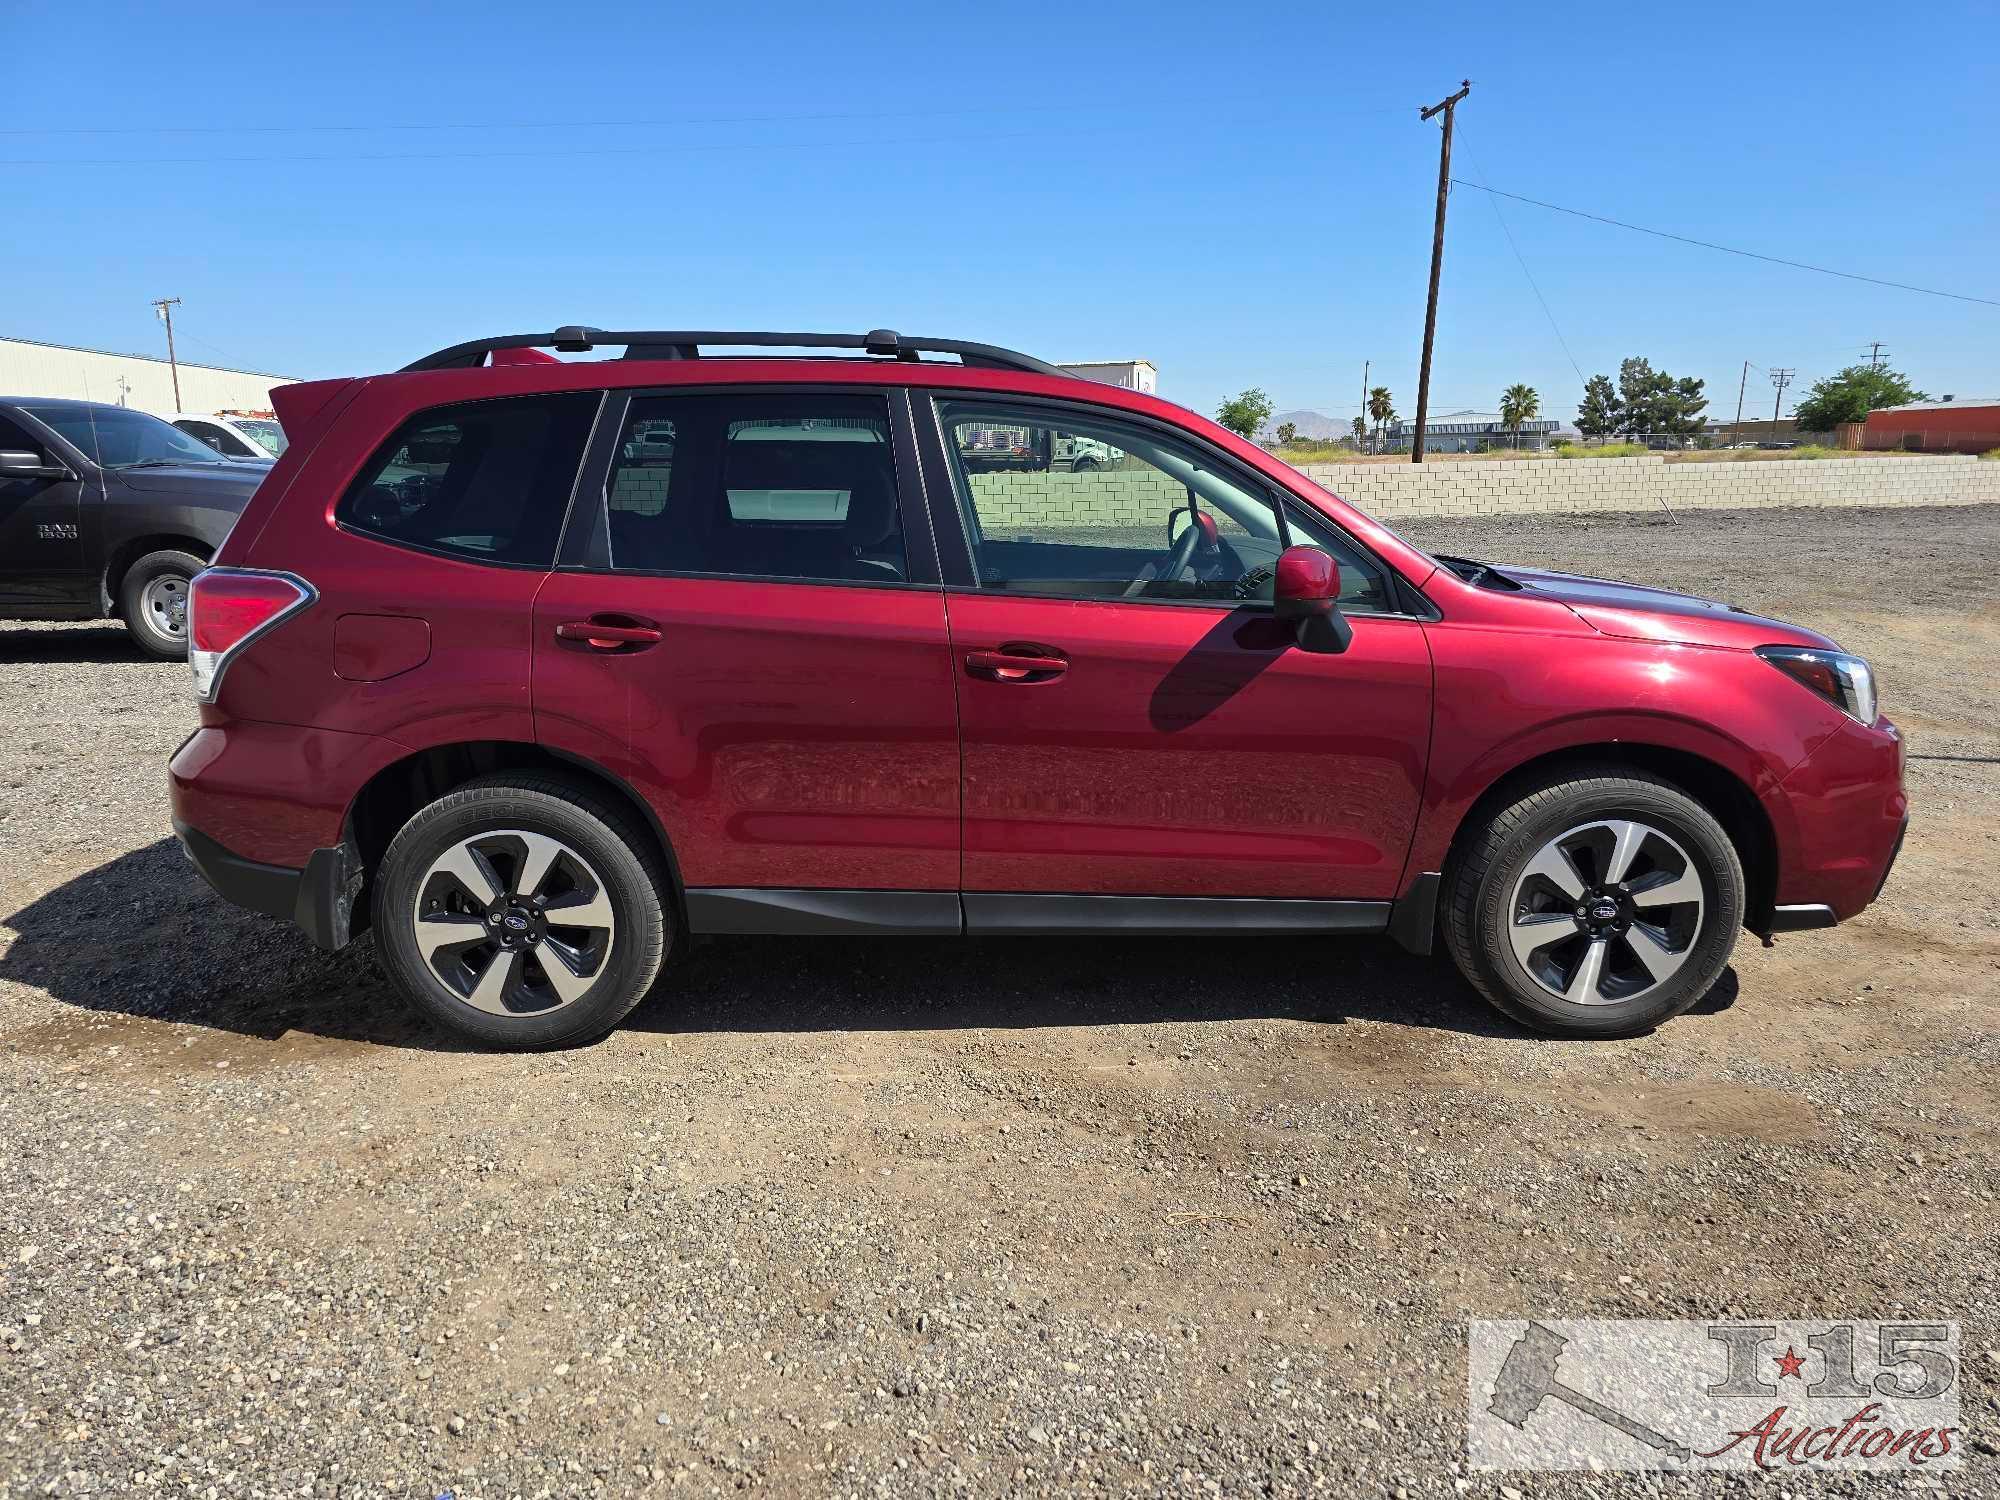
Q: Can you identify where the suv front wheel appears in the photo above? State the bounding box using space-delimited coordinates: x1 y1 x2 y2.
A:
373 774 672 1048
1444 768 1744 1037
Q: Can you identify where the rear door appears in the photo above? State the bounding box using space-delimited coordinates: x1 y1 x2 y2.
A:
532 386 962 920
918 392 1433 903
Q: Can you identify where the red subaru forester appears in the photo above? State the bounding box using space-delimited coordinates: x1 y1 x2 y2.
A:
168 328 1906 1048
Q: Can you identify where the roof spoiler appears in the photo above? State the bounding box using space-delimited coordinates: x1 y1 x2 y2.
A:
400 327 1067 379
269 378 363 446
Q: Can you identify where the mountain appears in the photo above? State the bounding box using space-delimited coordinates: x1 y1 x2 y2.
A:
1265 408 1345 440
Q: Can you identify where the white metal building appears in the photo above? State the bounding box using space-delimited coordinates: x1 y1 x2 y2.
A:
1058 360 1158 396
0 336 297 417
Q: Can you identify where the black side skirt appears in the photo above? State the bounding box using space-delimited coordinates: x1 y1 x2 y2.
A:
685 888 1392 938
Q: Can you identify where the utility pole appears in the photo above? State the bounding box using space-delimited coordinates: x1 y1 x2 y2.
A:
1769 367 1795 443
152 298 183 410
1865 341 1888 370
1359 359 1369 454
1731 360 1749 445
1411 79 1470 464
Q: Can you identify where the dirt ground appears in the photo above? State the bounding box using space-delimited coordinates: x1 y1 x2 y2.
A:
1 504 1995 1498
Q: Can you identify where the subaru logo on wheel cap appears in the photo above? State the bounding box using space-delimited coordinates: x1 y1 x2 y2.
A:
503 914 530 931
1590 899 1619 921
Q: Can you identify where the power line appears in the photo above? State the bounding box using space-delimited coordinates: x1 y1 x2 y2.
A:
1451 180 2000 308
0 105 1015 137
0 125 1065 168
1456 125 1586 390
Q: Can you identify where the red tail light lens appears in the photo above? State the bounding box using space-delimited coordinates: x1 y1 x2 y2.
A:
188 568 315 702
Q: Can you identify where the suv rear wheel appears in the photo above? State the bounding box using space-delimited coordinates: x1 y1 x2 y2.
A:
120 548 204 659
373 773 672 1048
1444 768 1743 1037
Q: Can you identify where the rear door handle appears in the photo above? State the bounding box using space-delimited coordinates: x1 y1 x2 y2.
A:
556 616 663 650
965 645 1068 683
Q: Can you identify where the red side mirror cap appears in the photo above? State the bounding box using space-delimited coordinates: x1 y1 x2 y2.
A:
1272 545 1351 654
1274 546 1339 620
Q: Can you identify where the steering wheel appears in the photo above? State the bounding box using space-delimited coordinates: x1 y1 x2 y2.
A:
1124 512 1209 598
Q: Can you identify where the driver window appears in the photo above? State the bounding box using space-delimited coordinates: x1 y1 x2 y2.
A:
938 399 1390 611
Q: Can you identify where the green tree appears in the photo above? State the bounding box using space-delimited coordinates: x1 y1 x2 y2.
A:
1614 357 1707 438
1661 375 1708 437
1499 383 1540 448
1576 374 1620 438
1350 416 1367 448
1275 420 1298 446
1215 388 1274 440
1616 357 1660 436
1366 386 1395 452
1792 365 1929 431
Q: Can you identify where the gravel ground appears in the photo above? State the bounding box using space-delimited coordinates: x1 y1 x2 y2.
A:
1 504 1996 1498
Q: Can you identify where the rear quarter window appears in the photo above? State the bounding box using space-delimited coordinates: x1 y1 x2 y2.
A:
336 393 600 566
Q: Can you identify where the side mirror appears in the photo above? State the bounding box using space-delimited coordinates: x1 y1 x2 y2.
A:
1272 545 1353 653
0 450 71 481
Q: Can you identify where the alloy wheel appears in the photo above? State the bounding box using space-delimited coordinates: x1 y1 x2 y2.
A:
410 830 616 1015
1506 818 1705 1006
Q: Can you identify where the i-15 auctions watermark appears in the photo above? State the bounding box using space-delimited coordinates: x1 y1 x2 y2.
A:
1468 1319 1961 1471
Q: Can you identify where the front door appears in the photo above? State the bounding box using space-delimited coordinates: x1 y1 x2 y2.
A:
532 388 961 911
0 410 87 609
925 395 1432 902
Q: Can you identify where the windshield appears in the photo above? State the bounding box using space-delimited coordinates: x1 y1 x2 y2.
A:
231 418 288 457
21 405 231 469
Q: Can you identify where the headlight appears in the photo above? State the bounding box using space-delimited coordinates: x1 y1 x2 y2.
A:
1755 645 1877 725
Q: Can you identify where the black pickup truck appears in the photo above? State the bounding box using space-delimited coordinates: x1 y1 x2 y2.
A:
0 398 269 658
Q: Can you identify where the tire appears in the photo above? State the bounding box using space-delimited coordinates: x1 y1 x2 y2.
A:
119 549 204 659
372 773 672 1049
1072 458 1097 472
1442 767 1744 1038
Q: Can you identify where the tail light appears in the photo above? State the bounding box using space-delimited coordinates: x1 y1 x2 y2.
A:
189 568 315 702
1756 645 1878 726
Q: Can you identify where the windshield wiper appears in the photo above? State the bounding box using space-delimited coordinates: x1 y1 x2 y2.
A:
1435 553 1492 585
124 457 223 469
1435 554 1523 591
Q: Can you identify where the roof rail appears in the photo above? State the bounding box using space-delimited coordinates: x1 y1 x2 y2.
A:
400 327 1069 378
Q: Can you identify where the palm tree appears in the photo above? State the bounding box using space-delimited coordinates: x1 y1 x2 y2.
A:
1499 383 1540 450
1349 416 1366 450
1366 386 1394 454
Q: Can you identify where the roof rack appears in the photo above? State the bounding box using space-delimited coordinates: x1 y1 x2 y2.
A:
401 327 1069 378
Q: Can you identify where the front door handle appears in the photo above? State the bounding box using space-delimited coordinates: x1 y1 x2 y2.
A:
965 645 1068 683
556 616 663 651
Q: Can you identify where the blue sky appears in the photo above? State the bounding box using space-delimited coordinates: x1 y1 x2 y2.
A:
6 0 1996 428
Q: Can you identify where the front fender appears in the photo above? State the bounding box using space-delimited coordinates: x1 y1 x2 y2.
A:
1401 629 1830 890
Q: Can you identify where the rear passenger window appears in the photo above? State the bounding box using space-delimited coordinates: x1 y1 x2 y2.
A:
602 394 906 584
338 393 599 566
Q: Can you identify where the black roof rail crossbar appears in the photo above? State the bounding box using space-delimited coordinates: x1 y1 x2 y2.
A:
401 328 1068 378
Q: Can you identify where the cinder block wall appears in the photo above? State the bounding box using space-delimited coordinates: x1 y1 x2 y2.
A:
965 466 1193 529
962 455 1996 529
1293 455 1998 521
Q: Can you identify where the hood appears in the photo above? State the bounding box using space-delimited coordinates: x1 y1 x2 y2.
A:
1496 565 1837 651
115 464 268 502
